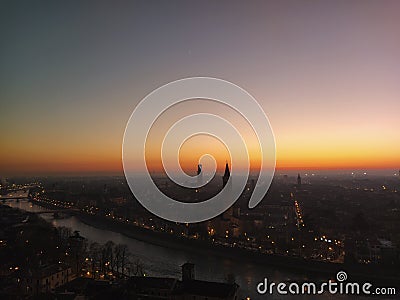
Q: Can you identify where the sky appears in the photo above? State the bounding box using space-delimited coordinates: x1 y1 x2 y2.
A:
1 1 400 176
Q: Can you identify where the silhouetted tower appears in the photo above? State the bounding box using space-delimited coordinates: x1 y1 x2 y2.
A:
197 164 202 175
222 162 230 187
196 164 203 190
221 162 233 220
297 173 301 186
182 263 195 281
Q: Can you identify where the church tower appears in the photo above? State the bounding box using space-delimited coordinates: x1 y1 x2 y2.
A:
196 164 203 188
222 162 233 220
222 162 230 187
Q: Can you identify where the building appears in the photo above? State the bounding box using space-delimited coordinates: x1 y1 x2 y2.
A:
197 164 203 188
18 263 73 295
128 263 239 300
222 163 230 188
367 239 398 265
173 263 238 300
221 162 234 221
128 276 177 299
67 231 86 275
197 164 202 176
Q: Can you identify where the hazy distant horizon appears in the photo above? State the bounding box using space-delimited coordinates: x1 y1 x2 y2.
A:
2 167 399 178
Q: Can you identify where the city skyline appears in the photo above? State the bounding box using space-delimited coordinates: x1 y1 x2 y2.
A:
1 1 400 175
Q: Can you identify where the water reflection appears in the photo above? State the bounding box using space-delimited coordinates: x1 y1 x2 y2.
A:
5 200 362 299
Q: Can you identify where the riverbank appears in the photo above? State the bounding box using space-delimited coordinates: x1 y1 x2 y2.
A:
74 211 400 285
29 199 400 285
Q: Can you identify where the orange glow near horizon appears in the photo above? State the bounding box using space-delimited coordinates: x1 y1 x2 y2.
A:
1 110 400 175
1 114 399 175
2 142 399 175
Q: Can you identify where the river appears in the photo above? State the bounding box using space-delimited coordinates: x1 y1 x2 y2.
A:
5 200 368 299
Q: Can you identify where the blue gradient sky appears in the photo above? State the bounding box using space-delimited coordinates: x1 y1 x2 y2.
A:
1 1 399 174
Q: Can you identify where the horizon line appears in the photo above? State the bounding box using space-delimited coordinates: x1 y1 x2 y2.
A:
1 166 399 178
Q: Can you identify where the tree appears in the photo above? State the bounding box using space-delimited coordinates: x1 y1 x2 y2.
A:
116 244 129 277
103 241 115 275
